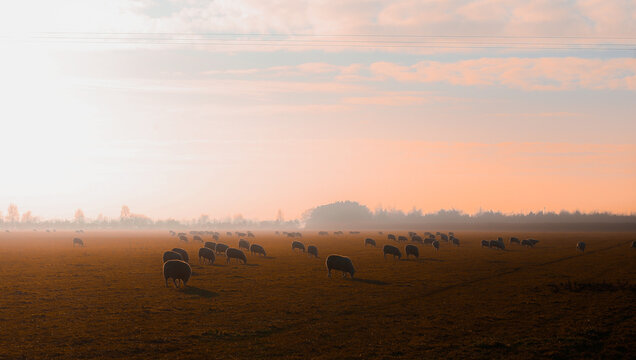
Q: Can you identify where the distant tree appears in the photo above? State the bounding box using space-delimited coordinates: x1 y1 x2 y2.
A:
198 214 210 225
6 204 19 223
305 201 373 229
74 209 85 223
233 213 245 224
21 211 34 223
120 205 130 220
276 209 284 223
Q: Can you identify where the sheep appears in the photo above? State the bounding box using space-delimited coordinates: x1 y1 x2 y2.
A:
72 238 84 247
510 237 520 244
632 241 636 249
198 247 216 264
432 240 440 251
318 231 328 236
171 248 189 262
238 239 250 251
325 255 355 278
576 242 586 252
449 232 455 236
292 241 306 252
408 231 417 238
364 238 376 247
307 245 319 258
528 239 539 246
212 234 219 241
481 240 490 248
226 248 247 264
397 235 408 242
378 231 384 235
490 241 505 250
163 260 192 288
387 234 396 241
247 231 255 238
440 233 449 242
178 235 188 243
250 244 266 256
226 232 232 236
411 235 423 244
163 250 182 263
215 243 229 255
204 241 216 250
177 232 186 236
383 244 402 260
349 231 360 234
405 244 419 259
521 239 534 248
193 235 203 242
334 231 344 235
423 237 435 245
452 238 460 247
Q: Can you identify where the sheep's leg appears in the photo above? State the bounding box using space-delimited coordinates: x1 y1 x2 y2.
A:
327 269 331 278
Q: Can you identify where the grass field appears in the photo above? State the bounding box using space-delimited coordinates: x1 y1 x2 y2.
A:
0 230 634 359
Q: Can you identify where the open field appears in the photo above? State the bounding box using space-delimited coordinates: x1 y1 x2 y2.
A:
0 230 634 359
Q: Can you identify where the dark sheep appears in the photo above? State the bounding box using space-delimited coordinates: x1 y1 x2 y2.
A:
226 232 233 236
387 234 396 241
292 241 306 252
432 240 440 251
452 238 460 247
163 250 182 263
198 247 216 264
521 239 534 248
528 239 539 246
193 235 203 242
510 237 520 244
247 231 255 238
440 233 449 242
364 238 376 247
411 235 423 244
490 241 505 250
326 255 355 278
307 245 318 258
424 237 435 245
73 238 84 247
204 241 217 250
215 243 229 255
239 239 250 251
383 244 402 260
178 235 188 243
250 244 267 256
171 248 189 262
163 260 192 288
397 235 408 242
212 234 220 241
226 248 247 264
576 242 586 252
632 241 636 248
318 231 328 236
481 240 490 248
405 244 419 258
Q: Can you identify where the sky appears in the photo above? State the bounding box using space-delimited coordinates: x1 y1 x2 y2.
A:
0 0 635 221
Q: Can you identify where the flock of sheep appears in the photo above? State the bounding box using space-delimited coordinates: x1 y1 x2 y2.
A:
67 230 636 288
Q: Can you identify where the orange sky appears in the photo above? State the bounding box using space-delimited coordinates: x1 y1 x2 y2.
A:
0 1 634 220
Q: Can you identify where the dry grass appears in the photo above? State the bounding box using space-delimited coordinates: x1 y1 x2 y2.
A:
0 230 634 359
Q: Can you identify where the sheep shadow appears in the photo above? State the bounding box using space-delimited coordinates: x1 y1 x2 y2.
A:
244 263 260 267
350 278 389 286
420 257 445 262
181 286 219 299
263 256 277 259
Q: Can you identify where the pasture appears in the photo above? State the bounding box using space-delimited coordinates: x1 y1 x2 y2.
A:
0 230 634 359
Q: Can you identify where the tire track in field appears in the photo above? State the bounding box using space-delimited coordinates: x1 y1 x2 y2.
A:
264 239 633 339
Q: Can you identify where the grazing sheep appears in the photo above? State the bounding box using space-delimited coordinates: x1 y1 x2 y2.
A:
163 260 192 288
440 233 449 242
449 232 455 237
178 235 188 243
411 235 423 244
521 239 534 248
171 248 189 262
325 255 355 278
163 250 182 263
383 244 402 260
212 234 219 241
215 243 229 255
198 247 216 264
408 231 417 238
490 241 505 250
364 238 376 247
238 239 250 251
307 245 319 258
247 231 255 238
452 238 460 247
350 231 360 234
387 234 396 241
528 239 539 246
177 232 186 237
576 242 586 252
226 248 247 264
226 232 233 236
632 241 636 249
204 241 216 250
424 237 435 245
292 241 306 252
318 231 328 236
481 240 490 248
250 244 267 256
73 238 84 247
510 237 520 244
334 231 344 235
378 231 383 235
405 244 419 259
397 235 408 242
193 235 203 242
432 240 440 251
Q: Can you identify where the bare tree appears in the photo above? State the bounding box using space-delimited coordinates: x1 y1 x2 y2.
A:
74 209 85 223
120 205 130 220
6 204 19 223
